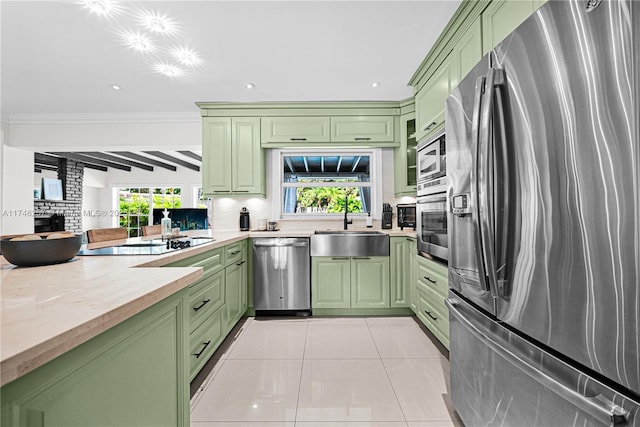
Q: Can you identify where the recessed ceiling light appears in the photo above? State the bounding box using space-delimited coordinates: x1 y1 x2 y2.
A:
82 0 117 17
245 83 255 89
111 84 121 90
154 63 184 78
171 47 202 67
140 11 177 35
371 81 380 88
123 32 154 52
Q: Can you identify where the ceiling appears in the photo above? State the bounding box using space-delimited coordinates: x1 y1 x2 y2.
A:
1 1 461 121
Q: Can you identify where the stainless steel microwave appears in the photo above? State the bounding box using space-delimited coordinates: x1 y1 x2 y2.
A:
417 132 446 194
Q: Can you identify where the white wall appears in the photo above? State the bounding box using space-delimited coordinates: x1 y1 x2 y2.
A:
1 143 35 235
8 120 200 151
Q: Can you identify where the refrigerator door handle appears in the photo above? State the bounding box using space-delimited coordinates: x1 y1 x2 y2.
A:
478 68 505 299
445 298 630 426
471 74 489 292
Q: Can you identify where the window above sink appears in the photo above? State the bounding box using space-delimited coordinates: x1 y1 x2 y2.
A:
275 149 382 219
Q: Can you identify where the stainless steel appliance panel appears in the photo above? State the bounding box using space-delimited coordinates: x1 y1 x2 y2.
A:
416 192 449 262
448 0 639 396
447 294 640 427
253 238 310 311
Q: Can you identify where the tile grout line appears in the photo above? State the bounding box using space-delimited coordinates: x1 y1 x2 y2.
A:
365 318 410 426
293 318 310 424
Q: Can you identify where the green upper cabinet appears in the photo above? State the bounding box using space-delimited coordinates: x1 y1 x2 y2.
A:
414 52 456 142
453 18 483 85
482 0 535 54
202 117 265 198
261 116 331 145
350 257 390 308
394 109 417 197
330 116 395 143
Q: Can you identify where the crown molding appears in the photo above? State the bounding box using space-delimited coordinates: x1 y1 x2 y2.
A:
6 112 201 125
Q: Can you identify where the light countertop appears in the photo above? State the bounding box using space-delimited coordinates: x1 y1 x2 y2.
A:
0 227 416 386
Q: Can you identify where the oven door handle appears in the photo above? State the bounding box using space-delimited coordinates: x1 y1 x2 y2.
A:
471 74 489 293
417 196 447 204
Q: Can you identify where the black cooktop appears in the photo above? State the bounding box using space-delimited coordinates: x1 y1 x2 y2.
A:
77 236 215 256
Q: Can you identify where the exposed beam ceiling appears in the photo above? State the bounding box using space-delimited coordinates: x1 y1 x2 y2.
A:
143 151 200 172
110 152 177 171
34 151 202 173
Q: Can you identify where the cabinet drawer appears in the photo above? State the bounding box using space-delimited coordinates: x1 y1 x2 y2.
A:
416 285 449 341
189 308 223 380
261 117 330 144
330 116 395 143
417 260 448 298
167 247 224 279
224 241 245 267
189 270 225 332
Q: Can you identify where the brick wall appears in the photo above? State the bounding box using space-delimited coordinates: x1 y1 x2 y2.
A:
34 160 84 233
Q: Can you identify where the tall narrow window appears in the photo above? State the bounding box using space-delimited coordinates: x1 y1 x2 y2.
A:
281 153 373 216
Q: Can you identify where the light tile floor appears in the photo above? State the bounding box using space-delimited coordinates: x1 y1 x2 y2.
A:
190 317 462 427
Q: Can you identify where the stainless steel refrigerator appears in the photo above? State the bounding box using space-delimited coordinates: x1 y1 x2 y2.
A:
445 0 640 425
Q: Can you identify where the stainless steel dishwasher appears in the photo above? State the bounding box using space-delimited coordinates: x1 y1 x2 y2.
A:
253 237 310 315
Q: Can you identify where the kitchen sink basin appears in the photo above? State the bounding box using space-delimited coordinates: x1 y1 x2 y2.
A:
310 230 389 257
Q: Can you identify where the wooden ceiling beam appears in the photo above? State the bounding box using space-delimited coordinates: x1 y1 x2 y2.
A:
143 151 200 172
177 150 202 162
109 152 177 171
47 152 131 171
79 152 153 171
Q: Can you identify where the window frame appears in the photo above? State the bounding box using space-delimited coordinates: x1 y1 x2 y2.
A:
272 148 382 220
113 186 183 236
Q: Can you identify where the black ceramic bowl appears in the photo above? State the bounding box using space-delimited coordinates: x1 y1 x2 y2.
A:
0 234 82 267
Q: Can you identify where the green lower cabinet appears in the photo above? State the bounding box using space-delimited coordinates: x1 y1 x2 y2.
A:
390 237 417 307
190 306 224 380
312 256 390 309
1 289 189 427
350 257 390 308
414 256 449 349
224 259 246 331
312 257 351 308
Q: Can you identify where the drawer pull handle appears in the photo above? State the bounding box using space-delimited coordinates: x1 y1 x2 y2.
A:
193 299 210 312
424 276 436 284
354 137 371 141
425 310 438 321
236 260 246 266
423 121 438 131
353 257 370 260
406 238 415 242
194 340 211 358
331 257 350 260
229 250 241 255
290 137 307 141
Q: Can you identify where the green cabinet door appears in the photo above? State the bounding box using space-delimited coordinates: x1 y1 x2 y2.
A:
482 0 534 54
261 116 331 145
311 257 351 308
350 256 390 308
202 117 265 197
202 117 232 194
453 18 483 85
1 290 189 427
232 117 264 195
394 112 417 197
224 260 244 331
414 53 456 141
330 116 396 143
409 249 418 313
390 237 417 308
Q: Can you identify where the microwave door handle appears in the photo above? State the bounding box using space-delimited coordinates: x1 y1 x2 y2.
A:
479 68 505 299
471 74 489 292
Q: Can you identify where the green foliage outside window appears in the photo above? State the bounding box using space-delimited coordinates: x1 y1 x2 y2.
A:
296 187 363 213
